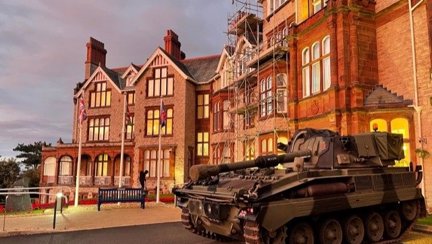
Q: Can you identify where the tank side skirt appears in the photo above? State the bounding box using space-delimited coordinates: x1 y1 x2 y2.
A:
260 188 423 232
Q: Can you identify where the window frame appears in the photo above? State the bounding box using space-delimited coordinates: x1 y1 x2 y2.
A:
59 156 73 176
302 36 331 98
145 106 173 137
197 132 209 157
147 67 174 98
90 82 112 108
88 116 110 142
197 94 210 119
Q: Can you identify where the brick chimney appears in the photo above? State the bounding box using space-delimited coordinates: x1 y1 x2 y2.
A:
164 29 186 60
85 37 107 79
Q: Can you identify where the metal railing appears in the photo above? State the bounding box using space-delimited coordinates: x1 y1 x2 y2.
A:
1 188 69 231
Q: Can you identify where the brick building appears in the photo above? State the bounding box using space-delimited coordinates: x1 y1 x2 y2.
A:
210 0 431 206
41 0 432 206
40 30 219 203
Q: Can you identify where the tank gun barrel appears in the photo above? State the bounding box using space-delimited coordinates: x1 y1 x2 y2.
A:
189 150 311 181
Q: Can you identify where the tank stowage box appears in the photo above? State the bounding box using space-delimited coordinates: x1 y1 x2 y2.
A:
173 128 426 244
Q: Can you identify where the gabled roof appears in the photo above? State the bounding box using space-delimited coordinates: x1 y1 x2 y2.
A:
121 63 141 79
181 55 220 83
364 85 412 107
131 47 195 85
216 45 234 73
74 65 123 98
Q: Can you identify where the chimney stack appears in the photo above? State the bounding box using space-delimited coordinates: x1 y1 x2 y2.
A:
85 37 107 79
164 29 186 60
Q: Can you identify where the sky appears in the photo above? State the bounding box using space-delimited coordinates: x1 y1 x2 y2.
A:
0 0 235 159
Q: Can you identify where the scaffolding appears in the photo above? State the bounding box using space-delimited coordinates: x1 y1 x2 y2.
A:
216 0 290 164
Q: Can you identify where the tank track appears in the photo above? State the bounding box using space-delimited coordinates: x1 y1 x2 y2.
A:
242 200 422 244
181 207 234 242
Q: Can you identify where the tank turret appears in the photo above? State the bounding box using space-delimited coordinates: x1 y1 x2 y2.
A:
173 128 425 243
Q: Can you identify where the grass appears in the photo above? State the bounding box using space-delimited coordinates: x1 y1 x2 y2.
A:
417 215 432 225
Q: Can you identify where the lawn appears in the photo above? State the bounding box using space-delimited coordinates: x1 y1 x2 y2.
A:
417 215 432 225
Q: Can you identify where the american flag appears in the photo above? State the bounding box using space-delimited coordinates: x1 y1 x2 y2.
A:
160 101 167 128
79 97 87 124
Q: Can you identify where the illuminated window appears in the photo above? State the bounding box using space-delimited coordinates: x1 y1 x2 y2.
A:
261 138 274 156
95 154 109 176
197 94 210 119
297 0 327 22
125 115 134 140
127 92 135 105
59 156 73 176
391 118 410 167
244 140 255 160
90 82 111 108
143 149 171 178
147 67 174 97
197 132 209 157
146 107 173 136
370 119 388 132
88 117 110 141
277 136 288 154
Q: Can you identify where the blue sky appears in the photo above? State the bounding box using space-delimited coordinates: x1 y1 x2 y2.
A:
0 0 234 158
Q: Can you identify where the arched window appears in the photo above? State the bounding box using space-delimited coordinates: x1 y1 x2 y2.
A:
276 73 288 113
59 156 73 176
302 48 310 97
322 36 331 90
311 42 321 94
260 77 273 117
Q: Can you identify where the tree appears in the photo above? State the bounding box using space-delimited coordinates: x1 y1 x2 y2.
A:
13 141 51 170
0 157 20 189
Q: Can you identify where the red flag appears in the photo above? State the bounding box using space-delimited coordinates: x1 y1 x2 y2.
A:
160 101 167 128
125 105 132 125
78 97 87 124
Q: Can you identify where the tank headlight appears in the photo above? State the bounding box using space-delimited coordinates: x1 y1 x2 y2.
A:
206 203 212 214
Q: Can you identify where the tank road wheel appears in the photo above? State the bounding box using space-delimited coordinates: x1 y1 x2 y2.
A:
319 218 343 244
384 210 402 239
401 200 418 221
343 215 364 244
288 221 314 244
364 212 384 242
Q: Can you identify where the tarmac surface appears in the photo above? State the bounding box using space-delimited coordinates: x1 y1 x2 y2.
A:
0 202 181 237
1 202 431 243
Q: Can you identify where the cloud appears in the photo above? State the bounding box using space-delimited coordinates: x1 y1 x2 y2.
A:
0 0 234 158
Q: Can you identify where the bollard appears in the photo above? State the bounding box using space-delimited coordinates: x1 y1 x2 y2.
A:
2 196 8 231
53 196 58 229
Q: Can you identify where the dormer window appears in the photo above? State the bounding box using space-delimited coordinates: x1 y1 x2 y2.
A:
90 82 111 108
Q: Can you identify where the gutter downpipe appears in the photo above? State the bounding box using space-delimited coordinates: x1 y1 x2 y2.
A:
408 0 425 198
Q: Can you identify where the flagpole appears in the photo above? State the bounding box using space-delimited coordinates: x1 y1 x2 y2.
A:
74 121 82 207
156 98 162 203
119 92 126 189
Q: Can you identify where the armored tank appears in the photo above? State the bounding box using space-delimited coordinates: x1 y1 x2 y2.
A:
173 129 426 244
